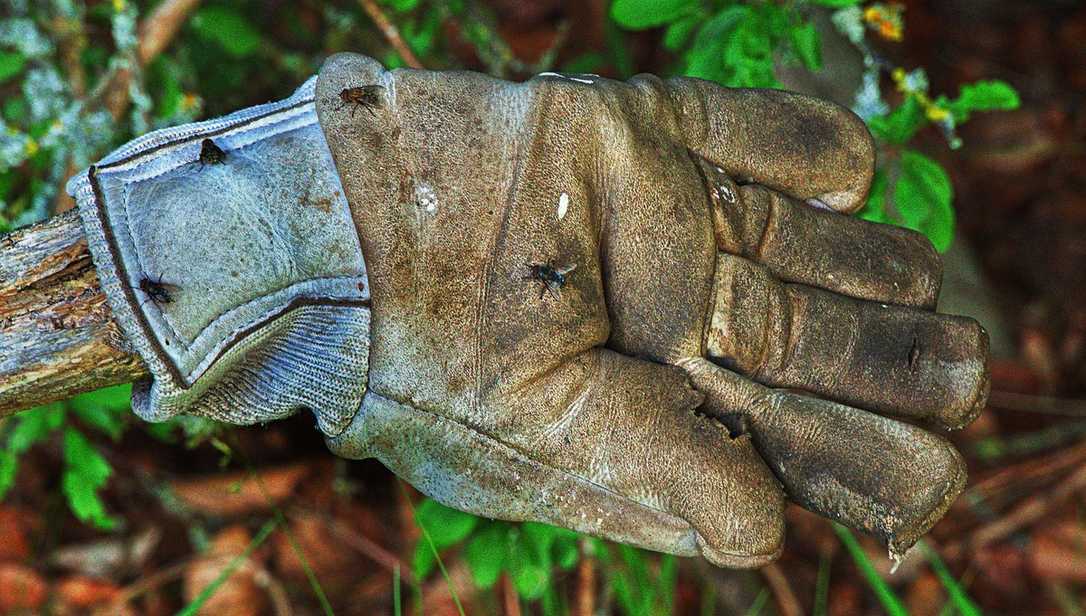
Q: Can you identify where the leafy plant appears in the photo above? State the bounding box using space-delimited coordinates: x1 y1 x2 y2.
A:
412 499 580 607
411 496 683 615
610 0 1019 251
0 384 132 529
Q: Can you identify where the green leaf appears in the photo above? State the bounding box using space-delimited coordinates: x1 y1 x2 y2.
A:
400 9 441 57
663 13 701 51
70 384 132 440
8 404 65 454
508 533 549 600
868 96 925 144
72 406 125 441
0 51 26 84
720 4 782 88
3 97 28 124
809 0 863 6
790 21 822 71
381 0 421 11
683 6 749 84
858 168 889 224
610 0 698 29
520 523 560 571
561 52 605 74
464 523 507 589
61 428 117 529
605 18 635 79
0 450 19 500
895 150 955 251
552 534 579 570
149 57 183 119
413 499 479 549
948 79 1020 123
190 6 263 58
412 538 437 581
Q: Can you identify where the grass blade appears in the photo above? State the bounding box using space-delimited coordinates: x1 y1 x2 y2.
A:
918 540 982 616
177 517 279 616
400 481 466 616
394 563 402 616
832 523 908 616
742 587 769 616
242 452 334 615
814 551 832 616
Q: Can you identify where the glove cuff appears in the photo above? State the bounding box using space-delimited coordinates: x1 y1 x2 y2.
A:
66 77 370 435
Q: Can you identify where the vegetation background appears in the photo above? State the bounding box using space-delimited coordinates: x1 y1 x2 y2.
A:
0 0 1082 614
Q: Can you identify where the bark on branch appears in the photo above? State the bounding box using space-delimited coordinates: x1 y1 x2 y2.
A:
0 212 147 417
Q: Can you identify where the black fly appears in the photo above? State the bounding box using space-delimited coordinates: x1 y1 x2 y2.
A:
138 275 180 308
337 85 384 118
519 261 577 300
198 138 226 169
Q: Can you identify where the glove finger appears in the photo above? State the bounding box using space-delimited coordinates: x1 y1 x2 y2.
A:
663 78 875 213
530 350 786 568
707 254 989 429
680 357 966 557
330 349 786 569
692 159 941 309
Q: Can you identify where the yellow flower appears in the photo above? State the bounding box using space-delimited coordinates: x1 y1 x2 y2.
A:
180 93 200 112
926 106 950 121
864 3 905 41
24 138 38 157
112 0 125 12
879 21 903 41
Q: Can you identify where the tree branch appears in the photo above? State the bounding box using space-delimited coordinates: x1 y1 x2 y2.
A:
0 212 147 417
105 0 204 121
358 0 424 69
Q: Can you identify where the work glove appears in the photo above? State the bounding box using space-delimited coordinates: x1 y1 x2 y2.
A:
68 53 989 568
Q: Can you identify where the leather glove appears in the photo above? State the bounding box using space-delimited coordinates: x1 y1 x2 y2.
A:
317 53 988 567
67 53 989 568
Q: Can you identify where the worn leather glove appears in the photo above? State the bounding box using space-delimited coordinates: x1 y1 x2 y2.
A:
317 53 988 566
68 53 988 568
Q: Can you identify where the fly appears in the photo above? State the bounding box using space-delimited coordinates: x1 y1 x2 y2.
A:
338 85 384 118
519 261 577 300
198 138 226 169
138 275 180 308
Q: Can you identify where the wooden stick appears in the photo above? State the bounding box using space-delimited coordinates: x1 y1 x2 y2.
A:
104 0 204 120
0 211 147 417
358 0 424 69
761 562 803 616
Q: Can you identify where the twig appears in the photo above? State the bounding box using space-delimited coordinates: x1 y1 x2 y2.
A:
309 509 415 584
107 559 194 609
947 463 1086 559
52 13 87 214
501 573 522 616
760 562 803 616
574 539 596 616
253 567 295 616
105 0 204 120
990 389 1086 417
955 440 1086 516
0 211 147 417
358 0 424 69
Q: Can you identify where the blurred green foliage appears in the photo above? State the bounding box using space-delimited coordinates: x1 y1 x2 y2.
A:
0 385 130 529
0 383 224 530
413 498 679 615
